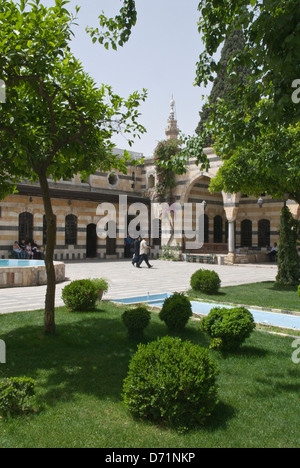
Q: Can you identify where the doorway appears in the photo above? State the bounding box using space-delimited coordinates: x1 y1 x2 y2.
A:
86 223 97 258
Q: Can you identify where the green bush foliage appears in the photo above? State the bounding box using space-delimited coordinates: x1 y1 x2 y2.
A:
200 306 255 351
276 205 300 286
91 278 109 294
190 269 221 294
122 336 219 431
121 306 151 338
62 279 98 311
0 377 36 416
298 285 300 298
159 292 192 331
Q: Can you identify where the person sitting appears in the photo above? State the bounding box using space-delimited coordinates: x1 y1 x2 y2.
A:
19 239 28 259
32 241 42 259
25 242 34 259
13 242 22 259
268 242 278 262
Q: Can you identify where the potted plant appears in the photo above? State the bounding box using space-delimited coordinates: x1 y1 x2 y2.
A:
91 278 109 301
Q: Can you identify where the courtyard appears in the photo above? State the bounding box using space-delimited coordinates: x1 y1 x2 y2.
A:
0 259 278 315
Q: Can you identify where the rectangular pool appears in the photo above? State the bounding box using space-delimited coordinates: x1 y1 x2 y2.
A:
113 293 300 331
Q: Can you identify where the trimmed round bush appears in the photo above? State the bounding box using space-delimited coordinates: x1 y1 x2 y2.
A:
122 336 219 430
159 292 192 331
190 269 221 294
200 306 256 351
0 377 36 416
121 306 151 338
62 279 98 311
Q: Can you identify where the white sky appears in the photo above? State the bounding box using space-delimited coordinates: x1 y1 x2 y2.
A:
45 0 212 157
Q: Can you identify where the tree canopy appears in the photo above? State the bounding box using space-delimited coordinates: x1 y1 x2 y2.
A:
0 0 147 332
195 0 300 126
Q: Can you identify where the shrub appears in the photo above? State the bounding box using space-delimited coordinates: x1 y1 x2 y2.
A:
91 278 109 294
298 285 300 298
190 269 221 294
0 377 36 416
159 292 192 331
91 278 109 300
200 306 256 351
121 306 151 338
122 336 219 431
62 279 98 311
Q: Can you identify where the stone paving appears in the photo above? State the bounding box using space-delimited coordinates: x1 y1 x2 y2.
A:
0 259 277 314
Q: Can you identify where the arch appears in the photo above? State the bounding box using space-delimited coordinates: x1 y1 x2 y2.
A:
241 219 252 247
180 173 212 204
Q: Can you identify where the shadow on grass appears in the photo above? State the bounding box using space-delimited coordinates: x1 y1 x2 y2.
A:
269 283 298 292
0 310 212 410
0 306 272 433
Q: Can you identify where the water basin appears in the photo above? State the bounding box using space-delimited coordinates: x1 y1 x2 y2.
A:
113 293 300 331
0 259 65 288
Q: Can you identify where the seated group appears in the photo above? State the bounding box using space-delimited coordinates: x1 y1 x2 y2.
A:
12 240 42 260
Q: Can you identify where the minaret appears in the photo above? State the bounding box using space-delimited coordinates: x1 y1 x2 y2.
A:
165 95 179 141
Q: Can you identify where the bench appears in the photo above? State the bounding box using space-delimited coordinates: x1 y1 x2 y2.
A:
185 253 215 264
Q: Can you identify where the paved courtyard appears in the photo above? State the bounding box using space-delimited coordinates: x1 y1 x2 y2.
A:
0 259 277 314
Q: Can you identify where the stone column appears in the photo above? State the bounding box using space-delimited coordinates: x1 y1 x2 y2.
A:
224 206 239 264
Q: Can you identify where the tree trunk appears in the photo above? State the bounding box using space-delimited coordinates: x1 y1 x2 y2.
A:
37 170 57 334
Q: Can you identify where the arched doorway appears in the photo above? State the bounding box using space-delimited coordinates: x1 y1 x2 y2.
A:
86 223 97 258
182 175 225 250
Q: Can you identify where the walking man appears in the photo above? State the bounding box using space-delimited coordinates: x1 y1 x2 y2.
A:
132 236 141 267
137 237 153 268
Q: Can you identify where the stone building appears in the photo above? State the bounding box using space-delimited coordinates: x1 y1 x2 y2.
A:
0 98 299 263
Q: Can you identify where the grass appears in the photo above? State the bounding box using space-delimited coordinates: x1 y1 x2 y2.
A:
0 301 299 448
188 281 300 313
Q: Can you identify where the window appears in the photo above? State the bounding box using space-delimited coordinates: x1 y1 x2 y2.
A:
108 172 119 187
65 214 77 245
106 221 116 255
148 174 155 189
152 218 162 247
19 212 33 243
204 214 209 243
241 219 252 247
258 219 270 247
213 215 223 243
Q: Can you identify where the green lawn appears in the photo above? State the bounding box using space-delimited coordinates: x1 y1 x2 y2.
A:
0 301 299 448
188 281 300 312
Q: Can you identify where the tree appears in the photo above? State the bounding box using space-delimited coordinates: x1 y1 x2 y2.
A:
195 0 300 126
209 112 300 204
276 205 300 286
0 0 146 333
196 28 249 145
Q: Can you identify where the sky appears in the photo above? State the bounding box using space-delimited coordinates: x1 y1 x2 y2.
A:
45 0 212 157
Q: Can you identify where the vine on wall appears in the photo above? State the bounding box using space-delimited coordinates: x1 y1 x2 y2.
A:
153 140 181 203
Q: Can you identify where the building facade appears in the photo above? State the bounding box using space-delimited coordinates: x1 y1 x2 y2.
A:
1 99 299 263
